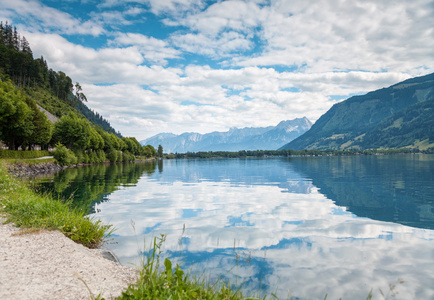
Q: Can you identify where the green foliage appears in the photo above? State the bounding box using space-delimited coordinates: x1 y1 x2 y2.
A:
107 149 122 162
0 161 113 248
109 133 121 150
73 149 85 164
157 144 163 158
0 80 131 162
53 112 91 150
0 149 49 158
0 21 72 100
88 151 98 164
89 126 104 150
53 142 77 166
83 152 90 164
96 149 107 163
51 112 135 164
29 104 53 147
0 79 52 150
1 21 120 143
122 150 136 162
0 79 34 149
122 137 143 156
24 86 73 118
142 144 156 158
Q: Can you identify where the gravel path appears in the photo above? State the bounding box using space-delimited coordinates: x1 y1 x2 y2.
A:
0 217 137 300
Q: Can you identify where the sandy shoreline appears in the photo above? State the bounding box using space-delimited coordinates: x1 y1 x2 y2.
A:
0 217 137 300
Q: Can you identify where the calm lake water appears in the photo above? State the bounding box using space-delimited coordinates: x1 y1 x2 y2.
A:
34 155 434 299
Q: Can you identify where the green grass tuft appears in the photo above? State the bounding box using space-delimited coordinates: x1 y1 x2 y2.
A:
0 161 113 248
119 234 251 300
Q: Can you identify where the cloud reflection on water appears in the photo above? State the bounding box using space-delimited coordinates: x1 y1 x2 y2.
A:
93 157 434 299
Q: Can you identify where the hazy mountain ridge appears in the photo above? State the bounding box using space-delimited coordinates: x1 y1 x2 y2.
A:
281 73 434 150
141 117 312 153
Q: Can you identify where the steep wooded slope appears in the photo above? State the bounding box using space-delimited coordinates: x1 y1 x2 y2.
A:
281 73 434 150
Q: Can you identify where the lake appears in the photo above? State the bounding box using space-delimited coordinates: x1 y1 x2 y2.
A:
34 154 434 299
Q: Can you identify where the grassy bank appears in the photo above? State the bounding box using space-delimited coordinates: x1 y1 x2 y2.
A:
0 160 112 248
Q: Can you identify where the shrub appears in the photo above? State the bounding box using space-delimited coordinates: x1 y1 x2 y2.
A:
107 149 122 162
83 153 90 164
53 143 77 166
122 150 135 162
73 150 84 164
96 149 106 163
107 149 116 162
0 149 50 159
89 151 98 164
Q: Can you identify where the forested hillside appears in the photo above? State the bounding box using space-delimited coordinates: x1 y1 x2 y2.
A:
0 22 156 163
281 73 434 151
0 21 119 135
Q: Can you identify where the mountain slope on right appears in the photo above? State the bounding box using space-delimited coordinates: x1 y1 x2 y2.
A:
280 73 434 151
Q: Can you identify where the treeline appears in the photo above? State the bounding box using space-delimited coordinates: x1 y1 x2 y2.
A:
0 21 120 137
76 101 120 136
0 21 74 99
51 111 156 166
165 147 433 159
0 79 156 164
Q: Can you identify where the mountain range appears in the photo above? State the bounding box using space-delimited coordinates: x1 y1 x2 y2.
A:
140 117 312 153
281 72 434 151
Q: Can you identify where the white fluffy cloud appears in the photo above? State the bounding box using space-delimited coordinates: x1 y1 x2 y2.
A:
3 0 433 139
0 0 104 36
111 32 181 65
24 29 417 139
25 32 183 85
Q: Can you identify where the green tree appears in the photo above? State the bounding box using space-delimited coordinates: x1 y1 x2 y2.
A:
142 145 156 158
157 144 163 158
0 80 34 149
88 126 104 150
109 133 121 150
53 112 91 150
28 103 53 149
122 137 143 156
74 82 87 103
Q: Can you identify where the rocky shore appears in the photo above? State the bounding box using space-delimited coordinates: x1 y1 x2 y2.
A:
7 161 67 177
7 158 156 178
0 217 137 300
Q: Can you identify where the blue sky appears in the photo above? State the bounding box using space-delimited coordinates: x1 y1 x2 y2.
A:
1 0 433 140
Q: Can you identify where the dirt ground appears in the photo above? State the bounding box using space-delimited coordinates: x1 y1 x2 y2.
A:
0 217 137 300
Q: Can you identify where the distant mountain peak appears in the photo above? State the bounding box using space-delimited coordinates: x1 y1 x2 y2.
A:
141 118 312 153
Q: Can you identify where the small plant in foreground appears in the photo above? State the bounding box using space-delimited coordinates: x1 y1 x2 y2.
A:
119 234 247 300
